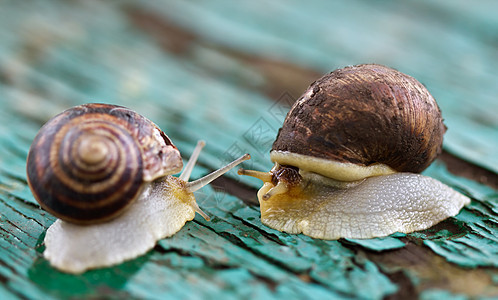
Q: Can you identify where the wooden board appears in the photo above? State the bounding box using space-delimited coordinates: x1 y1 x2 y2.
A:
0 1 497 299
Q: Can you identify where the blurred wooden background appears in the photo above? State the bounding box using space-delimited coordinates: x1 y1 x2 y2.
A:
0 1 497 299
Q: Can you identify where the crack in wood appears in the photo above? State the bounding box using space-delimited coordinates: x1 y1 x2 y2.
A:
440 151 498 190
190 219 378 298
192 220 307 275
0 194 45 226
383 270 418 300
364 240 497 297
210 176 259 207
0 225 33 250
229 215 286 246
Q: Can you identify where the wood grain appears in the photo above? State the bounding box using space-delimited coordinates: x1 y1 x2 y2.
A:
0 1 497 299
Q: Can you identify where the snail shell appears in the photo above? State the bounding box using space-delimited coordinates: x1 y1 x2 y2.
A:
271 64 446 181
239 64 470 240
26 103 182 224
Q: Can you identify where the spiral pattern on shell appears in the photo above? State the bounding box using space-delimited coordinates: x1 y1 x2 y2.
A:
272 64 446 174
27 103 183 224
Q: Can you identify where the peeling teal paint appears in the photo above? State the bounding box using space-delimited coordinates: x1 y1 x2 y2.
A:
415 163 498 268
345 236 406 252
0 0 497 298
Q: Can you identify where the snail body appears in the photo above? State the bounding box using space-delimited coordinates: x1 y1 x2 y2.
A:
239 64 470 240
43 176 201 273
27 103 250 273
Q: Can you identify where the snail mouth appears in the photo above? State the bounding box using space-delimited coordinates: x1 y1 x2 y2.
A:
238 168 274 201
238 165 299 201
271 165 301 186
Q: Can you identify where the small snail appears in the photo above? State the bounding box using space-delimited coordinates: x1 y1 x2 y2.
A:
27 103 250 273
239 64 470 240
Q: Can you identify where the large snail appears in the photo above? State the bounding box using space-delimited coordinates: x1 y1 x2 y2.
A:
27 103 249 273
239 64 470 240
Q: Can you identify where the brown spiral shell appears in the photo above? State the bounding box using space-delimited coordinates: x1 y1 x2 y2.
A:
272 64 446 174
26 103 183 224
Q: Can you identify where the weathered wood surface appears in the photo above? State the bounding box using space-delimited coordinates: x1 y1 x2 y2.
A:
0 1 497 299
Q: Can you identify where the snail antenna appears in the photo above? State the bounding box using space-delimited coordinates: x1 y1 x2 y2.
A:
192 202 211 221
180 140 205 181
238 168 272 182
186 154 251 193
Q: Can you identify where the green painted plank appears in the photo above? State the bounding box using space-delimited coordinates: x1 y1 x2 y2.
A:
0 0 496 299
345 235 407 252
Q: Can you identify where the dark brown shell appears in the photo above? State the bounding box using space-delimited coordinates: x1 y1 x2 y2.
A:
26 103 182 224
272 64 446 173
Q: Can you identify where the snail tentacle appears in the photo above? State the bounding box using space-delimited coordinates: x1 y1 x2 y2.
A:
185 153 251 193
237 168 273 182
179 140 205 182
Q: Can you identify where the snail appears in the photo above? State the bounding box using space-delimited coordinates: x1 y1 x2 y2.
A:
26 103 250 273
239 64 470 240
